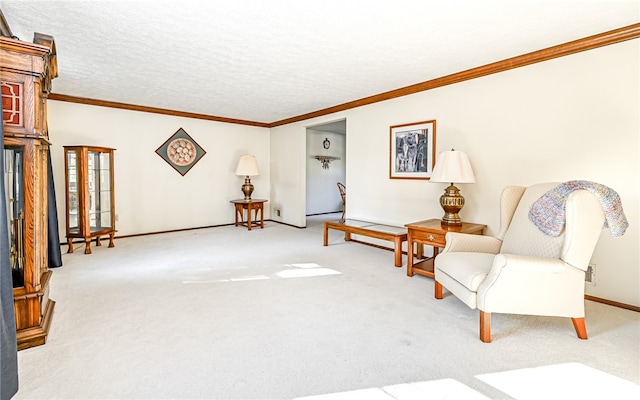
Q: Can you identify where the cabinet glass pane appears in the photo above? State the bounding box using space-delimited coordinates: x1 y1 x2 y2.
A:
100 210 112 229
66 150 79 232
99 152 111 172
68 218 79 234
88 152 96 192
100 191 111 216
67 150 77 191
99 169 111 190
88 150 111 231
88 212 112 231
89 211 96 229
88 152 99 226
4 147 25 288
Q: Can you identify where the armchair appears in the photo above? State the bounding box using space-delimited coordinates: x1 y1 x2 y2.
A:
434 182 622 342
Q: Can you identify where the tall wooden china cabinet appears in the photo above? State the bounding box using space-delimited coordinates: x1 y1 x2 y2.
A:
1 34 57 349
63 145 116 254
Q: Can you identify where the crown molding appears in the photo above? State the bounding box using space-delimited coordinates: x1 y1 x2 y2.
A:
269 23 640 127
48 23 640 128
47 93 270 128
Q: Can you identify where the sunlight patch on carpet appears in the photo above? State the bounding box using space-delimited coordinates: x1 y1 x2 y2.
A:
383 379 490 399
290 262 324 268
229 275 270 281
476 362 640 399
182 263 340 284
294 387 392 400
293 379 489 399
276 268 340 278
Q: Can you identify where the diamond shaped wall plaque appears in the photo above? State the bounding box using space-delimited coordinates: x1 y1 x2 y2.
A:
155 128 206 176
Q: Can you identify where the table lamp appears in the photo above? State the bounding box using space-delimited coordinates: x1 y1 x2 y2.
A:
235 155 259 200
430 149 476 226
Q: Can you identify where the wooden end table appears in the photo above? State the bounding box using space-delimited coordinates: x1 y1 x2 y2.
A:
230 199 268 230
405 218 486 278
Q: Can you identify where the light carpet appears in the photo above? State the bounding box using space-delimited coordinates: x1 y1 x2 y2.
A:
13 214 640 399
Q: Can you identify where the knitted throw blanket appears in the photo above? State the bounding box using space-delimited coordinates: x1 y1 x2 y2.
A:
528 180 629 237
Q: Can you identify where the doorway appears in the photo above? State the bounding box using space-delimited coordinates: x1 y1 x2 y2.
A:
305 119 346 225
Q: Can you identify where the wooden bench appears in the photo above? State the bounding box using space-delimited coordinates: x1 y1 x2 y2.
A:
323 219 408 267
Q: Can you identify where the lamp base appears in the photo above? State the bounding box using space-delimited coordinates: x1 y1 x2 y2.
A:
241 176 254 200
439 183 465 226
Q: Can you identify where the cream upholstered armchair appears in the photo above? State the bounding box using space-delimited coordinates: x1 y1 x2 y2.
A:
434 182 627 343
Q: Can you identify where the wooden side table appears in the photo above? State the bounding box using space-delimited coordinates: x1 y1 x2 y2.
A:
230 199 268 230
405 218 486 278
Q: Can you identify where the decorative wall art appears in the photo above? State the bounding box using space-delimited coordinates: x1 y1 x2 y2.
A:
155 128 206 176
389 120 436 179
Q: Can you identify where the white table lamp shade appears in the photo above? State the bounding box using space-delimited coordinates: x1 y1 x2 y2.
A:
235 155 259 176
430 150 475 183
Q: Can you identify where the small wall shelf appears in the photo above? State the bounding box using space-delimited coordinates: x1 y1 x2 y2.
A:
314 155 340 169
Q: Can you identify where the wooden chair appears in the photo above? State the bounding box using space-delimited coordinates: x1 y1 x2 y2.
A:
337 182 346 223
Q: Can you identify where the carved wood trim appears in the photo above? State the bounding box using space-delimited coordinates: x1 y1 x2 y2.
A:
33 33 58 93
0 9 13 38
0 36 50 58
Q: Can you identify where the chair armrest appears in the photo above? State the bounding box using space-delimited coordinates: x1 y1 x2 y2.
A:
442 232 502 254
492 253 568 273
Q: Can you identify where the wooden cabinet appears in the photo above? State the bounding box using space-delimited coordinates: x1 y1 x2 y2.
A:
2 34 57 350
64 146 116 254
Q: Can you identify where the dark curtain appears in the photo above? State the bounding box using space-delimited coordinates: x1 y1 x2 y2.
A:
47 152 62 268
1 103 19 400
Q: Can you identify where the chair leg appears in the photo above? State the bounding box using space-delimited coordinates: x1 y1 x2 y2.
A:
435 280 443 299
480 311 491 343
572 317 588 340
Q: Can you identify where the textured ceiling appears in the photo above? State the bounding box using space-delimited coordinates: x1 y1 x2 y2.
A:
2 1 638 125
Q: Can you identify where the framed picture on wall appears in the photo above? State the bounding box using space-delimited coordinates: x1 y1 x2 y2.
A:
389 120 436 179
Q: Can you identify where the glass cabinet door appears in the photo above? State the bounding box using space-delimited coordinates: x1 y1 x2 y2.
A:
87 150 112 232
4 146 25 288
98 151 112 229
66 149 79 235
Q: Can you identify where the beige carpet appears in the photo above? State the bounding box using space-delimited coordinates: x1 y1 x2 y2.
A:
14 214 640 399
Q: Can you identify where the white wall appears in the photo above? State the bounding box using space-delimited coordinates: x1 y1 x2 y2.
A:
269 123 306 226
48 102 270 237
270 39 639 306
305 129 346 215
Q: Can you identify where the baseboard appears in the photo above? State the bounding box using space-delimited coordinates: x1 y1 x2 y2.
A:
270 220 305 229
306 211 341 217
585 295 640 313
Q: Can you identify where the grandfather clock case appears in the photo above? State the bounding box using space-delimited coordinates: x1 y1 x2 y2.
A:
2 34 57 350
